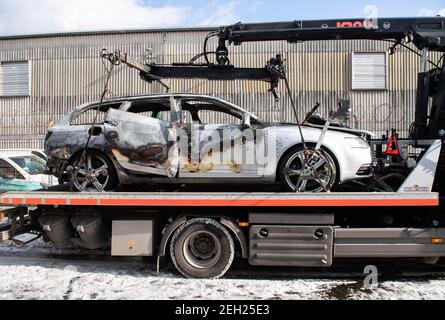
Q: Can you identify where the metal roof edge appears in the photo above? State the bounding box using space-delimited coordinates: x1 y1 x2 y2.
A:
0 26 218 41
1 16 443 41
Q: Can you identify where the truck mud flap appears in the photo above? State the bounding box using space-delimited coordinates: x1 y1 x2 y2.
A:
249 225 333 267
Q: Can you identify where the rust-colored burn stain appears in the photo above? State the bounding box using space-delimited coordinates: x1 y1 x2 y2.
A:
229 161 242 173
184 162 214 173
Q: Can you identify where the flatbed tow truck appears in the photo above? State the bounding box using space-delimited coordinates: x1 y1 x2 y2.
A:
1 17 445 279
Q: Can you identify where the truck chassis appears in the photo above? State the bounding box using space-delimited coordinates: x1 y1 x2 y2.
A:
1 182 444 279
1 139 444 278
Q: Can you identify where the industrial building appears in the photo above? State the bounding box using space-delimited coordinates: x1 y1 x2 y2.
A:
0 26 438 149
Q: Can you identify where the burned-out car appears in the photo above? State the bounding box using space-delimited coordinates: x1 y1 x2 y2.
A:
44 94 373 192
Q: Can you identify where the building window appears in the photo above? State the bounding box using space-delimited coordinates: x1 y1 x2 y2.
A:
352 53 387 90
0 61 31 97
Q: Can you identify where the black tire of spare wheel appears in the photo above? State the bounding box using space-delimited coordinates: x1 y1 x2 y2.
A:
170 218 235 279
69 150 118 191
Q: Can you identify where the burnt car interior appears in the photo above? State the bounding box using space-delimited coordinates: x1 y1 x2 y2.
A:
104 96 260 127
71 103 122 125
72 96 347 132
178 98 260 126
304 100 351 128
124 99 171 119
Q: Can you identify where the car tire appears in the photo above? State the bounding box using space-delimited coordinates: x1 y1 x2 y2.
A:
69 150 118 192
170 218 235 279
279 144 338 192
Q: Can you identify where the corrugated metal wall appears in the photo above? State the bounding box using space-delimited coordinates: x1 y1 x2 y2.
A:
0 29 441 149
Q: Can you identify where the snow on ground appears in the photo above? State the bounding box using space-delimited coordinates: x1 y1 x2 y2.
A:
1 239 445 300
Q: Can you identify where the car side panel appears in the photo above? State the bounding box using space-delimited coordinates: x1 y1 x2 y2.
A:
45 125 108 161
179 124 265 179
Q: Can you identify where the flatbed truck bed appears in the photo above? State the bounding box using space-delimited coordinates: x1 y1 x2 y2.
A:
0 187 443 279
0 191 439 208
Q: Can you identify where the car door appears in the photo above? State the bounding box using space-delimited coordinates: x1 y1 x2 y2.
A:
103 97 179 178
178 98 263 179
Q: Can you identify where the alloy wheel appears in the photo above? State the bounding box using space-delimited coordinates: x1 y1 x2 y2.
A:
72 154 110 192
283 149 336 192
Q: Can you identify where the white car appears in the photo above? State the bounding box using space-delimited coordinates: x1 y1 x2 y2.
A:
0 150 57 192
45 94 373 192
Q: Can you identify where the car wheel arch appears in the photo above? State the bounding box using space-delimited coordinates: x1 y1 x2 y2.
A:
64 148 120 185
275 143 341 183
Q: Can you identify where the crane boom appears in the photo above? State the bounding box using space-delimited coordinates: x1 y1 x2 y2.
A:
103 17 445 85
218 17 445 51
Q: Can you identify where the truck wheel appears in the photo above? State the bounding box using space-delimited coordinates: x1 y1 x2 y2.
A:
170 218 235 279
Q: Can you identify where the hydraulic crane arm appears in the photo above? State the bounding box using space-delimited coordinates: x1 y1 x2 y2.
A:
218 17 445 51
102 49 286 96
101 50 276 81
103 17 445 85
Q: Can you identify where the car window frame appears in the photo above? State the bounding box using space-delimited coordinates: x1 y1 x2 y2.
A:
121 97 176 122
0 158 26 180
69 102 125 126
178 97 247 125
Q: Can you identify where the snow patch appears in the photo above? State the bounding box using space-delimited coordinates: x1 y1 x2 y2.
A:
1 240 445 300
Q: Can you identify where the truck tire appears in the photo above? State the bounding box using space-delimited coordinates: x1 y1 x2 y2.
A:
170 218 235 279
